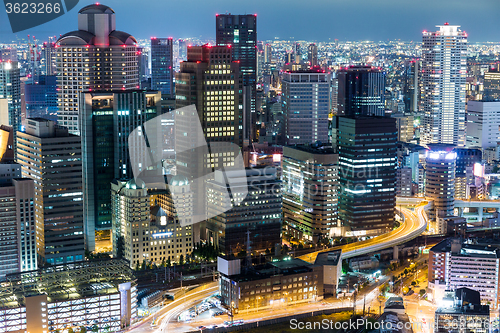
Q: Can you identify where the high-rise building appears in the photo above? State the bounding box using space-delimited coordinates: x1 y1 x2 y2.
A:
335 116 397 235
0 124 14 163
429 238 500 309
0 61 21 152
466 101 500 149
79 90 160 250
282 145 338 243
216 14 257 143
264 43 272 64
421 24 467 146
137 46 150 84
42 40 57 76
0 177 37 278
425 144 456 223
337 65 386 117
56 4 139 135
483 66 500 101
403 60 419 114
24 75 58 122
111 177 194 268
308 43 318 67
206 167 282 255
282 69 330 145
151 37 174 96
396 167 412 197
17 118 84 265
0 48 17 62
391 112 414 142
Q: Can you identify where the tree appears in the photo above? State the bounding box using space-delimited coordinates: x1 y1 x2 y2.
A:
237 250 246 258
141 259 147 271
80 327 87 333
179 254 184 266
92 325 98 333
419 289 426 297
135 261 140 271
265 248 271 255
298 243 304 250
68 328 74 333
167 257 171 267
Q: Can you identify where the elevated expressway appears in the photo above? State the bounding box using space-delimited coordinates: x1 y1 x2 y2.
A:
299 197 429 263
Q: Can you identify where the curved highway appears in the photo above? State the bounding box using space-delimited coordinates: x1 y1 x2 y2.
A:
299 204 428 263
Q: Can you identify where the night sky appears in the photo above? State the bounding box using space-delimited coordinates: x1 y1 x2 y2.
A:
0 0 499 43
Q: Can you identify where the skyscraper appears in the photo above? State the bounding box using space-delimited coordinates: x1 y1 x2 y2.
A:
282 145 338 243
308 43 318 67
24 75 58 122
420 24 467 146
17 118 84 265
174 45 242 226
0 61 21 152
151 37 174 96
335 116 397 235
206 167 282 255
79 90 160 251
403 60 419 114
337 65 386 117
264 43 272 63
282 69 330 145
42 40 57 76
0 177 37 277
216 14 257 143
483 65 500 101
56 4 139 135
425 144 456 225
466 101 500 149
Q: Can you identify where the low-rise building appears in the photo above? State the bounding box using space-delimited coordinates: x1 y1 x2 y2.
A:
0 259 137 333
218 257 323 313
314 250 342 297
434 288 489 333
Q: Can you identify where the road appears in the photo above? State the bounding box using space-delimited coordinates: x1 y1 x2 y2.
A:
128 282 218 333
299 205 428 263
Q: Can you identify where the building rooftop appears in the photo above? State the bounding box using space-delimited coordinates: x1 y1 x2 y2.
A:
284 143 336 154
228 258 316 283
78 4 115 14
430 239 500 258
314 250 342 266
0 259 135 309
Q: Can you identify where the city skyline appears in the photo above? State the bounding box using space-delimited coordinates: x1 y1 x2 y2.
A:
0 0 500 43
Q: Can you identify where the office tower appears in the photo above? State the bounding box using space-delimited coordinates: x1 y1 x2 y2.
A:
0 125 14 162
282 145 338 243
308 43 318 67
206 167 282 255
137 46 150 83
466 101 500 149
391 112 414 142
429 239 500 309
336 116 397 235
0 61 21 152
396 167 412 197
79 90 160 251
337 65 386 117
42 40 57 76
56 4 139 135
453 148 480 199
483 66 500 101
175 45 242 227
421 24 467 146
403 60 420 114
111 178 193 268
0 177 37 277
0 48 17 62
264 43 272 63
24 75 58 122
178 39 187 61
425 144 456 224
216 14 257 143
282 69 330 145
17 118 84 265
151 37 174 96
